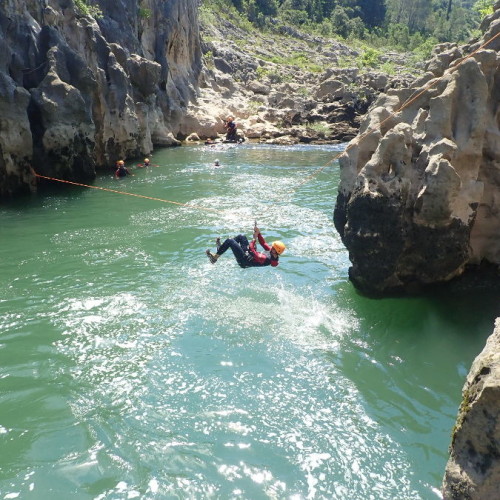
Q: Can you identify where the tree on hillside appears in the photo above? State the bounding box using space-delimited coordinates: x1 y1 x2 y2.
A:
446 0 453 19
319 0 336 18
231 0 244 9
384 0 432 32
279 0 309 24
279 0 307 8
431 1 479 40
356 0 386 27
330 5 350 38
473 0 495 17
217 0 484 48
255 0 278 15
306 0 324 22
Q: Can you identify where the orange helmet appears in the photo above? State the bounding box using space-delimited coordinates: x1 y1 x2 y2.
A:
118 160 125 166
144 158 150 163
272 241 286 255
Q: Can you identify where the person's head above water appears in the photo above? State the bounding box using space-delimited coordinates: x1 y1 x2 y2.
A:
144 158 150 164
214 159 220 166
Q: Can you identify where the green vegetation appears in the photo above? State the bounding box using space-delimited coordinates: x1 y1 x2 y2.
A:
256 66 269 80
199 0 254 32
379 61 397 75
138 7 152 19
200 0 490 54
247 100 264 112
297 86 311 97
259 52 325 72
198 0 494 84
358 47 381 68
474 0 495 17
74 0 102 18
451 387 474 445
307 122 331 135
411 36 440 60
203 50 215 69
255 65 296 83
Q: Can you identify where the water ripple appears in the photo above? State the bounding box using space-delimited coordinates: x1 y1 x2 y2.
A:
0 144 481 499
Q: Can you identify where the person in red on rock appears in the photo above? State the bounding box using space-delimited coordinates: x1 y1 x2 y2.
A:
206 224 285 268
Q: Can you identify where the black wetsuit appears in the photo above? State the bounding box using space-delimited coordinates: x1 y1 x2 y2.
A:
225 121 237 142
217 234 278 268
115 166 128 177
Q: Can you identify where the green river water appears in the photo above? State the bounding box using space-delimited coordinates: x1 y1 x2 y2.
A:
1 144 499 499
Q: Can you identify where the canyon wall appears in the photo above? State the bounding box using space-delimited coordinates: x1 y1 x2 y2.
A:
442 318 500 499
0 0 201 196
334 5 500 295
331 3 500 496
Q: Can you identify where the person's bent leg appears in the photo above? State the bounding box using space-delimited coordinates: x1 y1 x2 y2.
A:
207 237 235 264
217 237 248 267
216 238 234 256
234 234 250 253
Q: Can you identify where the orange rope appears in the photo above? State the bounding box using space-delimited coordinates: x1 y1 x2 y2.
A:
289 29 500 193
34 173 224 214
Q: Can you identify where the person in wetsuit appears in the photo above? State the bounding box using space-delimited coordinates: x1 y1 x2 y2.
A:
224 116 237 142
114 160 132 178
206 225 285 268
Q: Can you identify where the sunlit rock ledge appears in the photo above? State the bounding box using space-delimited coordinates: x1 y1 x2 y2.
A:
442 317 500 499
334 4 500 296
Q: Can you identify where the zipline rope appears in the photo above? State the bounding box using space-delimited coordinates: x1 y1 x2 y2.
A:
34 173 224 214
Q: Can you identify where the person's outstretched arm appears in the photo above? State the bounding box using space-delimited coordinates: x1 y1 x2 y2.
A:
256 231 271 251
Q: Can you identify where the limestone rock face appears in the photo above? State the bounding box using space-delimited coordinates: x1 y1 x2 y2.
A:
334 7 500 295
0 74 34 194
184 19 415 147
0 0 201 196
442 317 500 499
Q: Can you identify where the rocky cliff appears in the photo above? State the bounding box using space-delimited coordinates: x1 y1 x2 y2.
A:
331 4 500 496
0 0 201 196
442 318 500 499
334 4 500 296
184 18 416 147
0 0 418 198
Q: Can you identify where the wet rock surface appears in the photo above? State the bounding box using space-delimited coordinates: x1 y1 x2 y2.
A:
443 317 500 500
